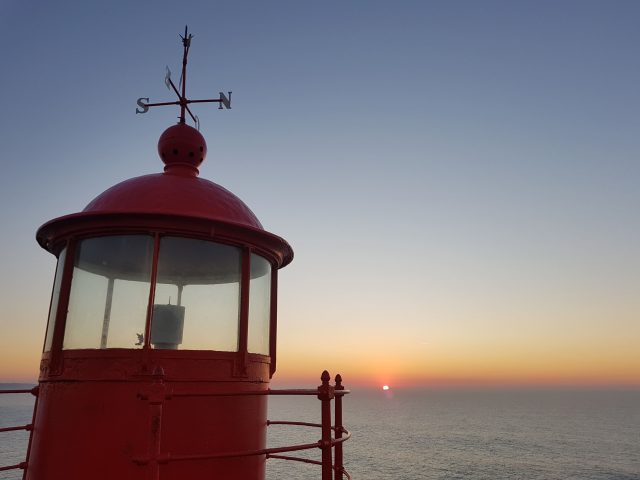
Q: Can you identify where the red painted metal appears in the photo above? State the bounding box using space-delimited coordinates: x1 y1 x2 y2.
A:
0 425 31 434
28 120 292 478
334 374 345 480
128 375 351 475
318 370 335 480
47 239 75 375
143 233 161 349
158 123 206 171
0 388 38 477
0 463 25 472
0 389 34 394
237 248 251 375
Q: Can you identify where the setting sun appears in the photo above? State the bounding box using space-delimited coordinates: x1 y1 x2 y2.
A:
382 385 390 391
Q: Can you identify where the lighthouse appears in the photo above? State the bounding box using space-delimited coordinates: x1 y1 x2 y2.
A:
0 27 351 480
2 27 352 480
30 119 292 478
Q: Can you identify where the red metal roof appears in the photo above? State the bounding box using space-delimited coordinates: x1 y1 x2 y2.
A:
36 123 293 267
83 173 263 230
78 123 262 229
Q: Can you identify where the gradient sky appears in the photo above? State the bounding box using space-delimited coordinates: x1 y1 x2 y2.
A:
0 1 638 387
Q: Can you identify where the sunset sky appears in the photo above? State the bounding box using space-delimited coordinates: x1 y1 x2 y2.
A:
0 1 638 387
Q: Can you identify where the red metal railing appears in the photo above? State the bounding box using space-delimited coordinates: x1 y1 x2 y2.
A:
268 371 351 480
0 387 38 478
1 372 351 480
134 369 351 480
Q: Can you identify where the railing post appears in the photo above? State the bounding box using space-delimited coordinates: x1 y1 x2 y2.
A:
317 370 334 480
21 386 39 480
334 374 344 480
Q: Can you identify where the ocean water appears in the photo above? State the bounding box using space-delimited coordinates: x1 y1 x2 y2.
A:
1 385 638 479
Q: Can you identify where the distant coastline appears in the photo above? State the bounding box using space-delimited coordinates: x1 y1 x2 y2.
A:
0 383 37 389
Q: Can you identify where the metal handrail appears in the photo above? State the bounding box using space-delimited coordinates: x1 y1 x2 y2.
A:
135 370 351 480
265 422 352 478
166 388 351 398
0 462 26 473
267 454 353 480
0 389 35 395
0 424 32 434
132 426 351 463
0 387 38 475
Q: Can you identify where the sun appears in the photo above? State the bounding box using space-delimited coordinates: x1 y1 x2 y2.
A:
382 385 390 391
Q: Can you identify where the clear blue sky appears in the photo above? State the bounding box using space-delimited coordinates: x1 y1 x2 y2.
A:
1 1 639 385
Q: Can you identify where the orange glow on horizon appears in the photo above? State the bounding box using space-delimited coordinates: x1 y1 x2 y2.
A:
2 314 639 389
269 339 640 389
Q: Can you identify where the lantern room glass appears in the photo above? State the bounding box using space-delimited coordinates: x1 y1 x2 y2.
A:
152 236 241 351
248 254 271 355
49 234 273 354
43 247 67 352
63 235 154 350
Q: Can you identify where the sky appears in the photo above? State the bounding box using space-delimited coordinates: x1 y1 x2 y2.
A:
0 0 638 387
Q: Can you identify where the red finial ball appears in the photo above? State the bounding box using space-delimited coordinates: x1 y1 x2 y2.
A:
158 123 207 175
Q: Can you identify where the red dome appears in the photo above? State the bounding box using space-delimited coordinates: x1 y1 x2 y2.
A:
36 124 294 268
83 173 262 229
83 123 260 229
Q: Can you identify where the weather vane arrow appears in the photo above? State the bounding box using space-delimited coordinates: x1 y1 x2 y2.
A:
136 25 232 130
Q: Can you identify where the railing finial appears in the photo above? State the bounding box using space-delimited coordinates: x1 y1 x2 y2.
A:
321 370 330 384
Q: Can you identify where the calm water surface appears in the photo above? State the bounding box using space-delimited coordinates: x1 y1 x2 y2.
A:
1 385 638 479
267 388 639 479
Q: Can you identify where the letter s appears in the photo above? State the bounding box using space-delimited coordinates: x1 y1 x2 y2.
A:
136 97 149 114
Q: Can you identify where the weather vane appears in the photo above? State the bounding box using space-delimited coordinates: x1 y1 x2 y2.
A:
135 25 231 130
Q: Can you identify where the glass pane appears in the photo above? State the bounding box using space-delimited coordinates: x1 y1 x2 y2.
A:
44 248 67 352
248 254 271 355
152 237 241 351
63 235 153 349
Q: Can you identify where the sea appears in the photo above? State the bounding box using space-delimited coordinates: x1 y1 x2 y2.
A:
1 384 638 479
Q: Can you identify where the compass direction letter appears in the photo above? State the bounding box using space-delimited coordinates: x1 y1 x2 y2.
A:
218 92 232 110
136 97 149 114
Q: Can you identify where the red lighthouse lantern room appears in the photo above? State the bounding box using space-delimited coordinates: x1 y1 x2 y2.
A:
17 28 351 480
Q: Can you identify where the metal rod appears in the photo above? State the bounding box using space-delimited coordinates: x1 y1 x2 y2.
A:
186 99 223 104
235 248 250 374
267 420 322 428
21 386 39 480
318 371 334 480
334 374 344 480
176 285 183 306
269 265 278 377
267 455 352 479
0 425 31 433
136 387 349 399
266 454 323 466
145 101 181 107
169 388 323 398
166 78 181 100
141 440 322 464
50 239 77 373
0 463 24 472
185 104 197 124
100 278 115 349
180 27 188 124
143 234 161 349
